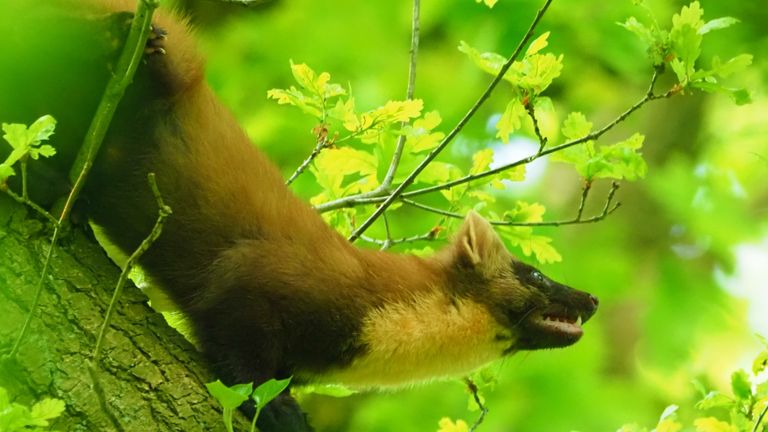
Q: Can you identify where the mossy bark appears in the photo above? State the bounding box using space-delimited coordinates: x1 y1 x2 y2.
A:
0 195 248 431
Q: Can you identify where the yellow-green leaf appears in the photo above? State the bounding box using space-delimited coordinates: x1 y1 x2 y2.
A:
421 162 460 185
496 99 526 143
562 112 593 140
475 0 498 8
656 419 683 432
310 147 378 198
377 99 424 123
290 61 317 90
470 149 494 175
407 111 445 153
693 417 738 432
437 417 469 432
526 31 550 57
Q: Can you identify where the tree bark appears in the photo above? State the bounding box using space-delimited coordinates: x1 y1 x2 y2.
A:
0 195 248 431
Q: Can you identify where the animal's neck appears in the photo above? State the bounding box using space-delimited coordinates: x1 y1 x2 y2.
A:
305 250 513 389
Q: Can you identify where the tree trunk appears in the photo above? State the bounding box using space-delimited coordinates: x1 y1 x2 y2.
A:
0 195 248 431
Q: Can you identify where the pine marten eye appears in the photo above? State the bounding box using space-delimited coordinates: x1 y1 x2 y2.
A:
530 270 545 284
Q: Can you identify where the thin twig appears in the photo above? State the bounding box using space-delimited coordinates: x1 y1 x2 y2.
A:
360 230 437 248
465 378 489 432
21 159 28 200
380 212 393 250
348 0 554 242
576 181 592 220
401 183 620 227
753 403 768 432
93 173 171 362
524 102 547 153
312 0 422 209
3 188 58 225
8 0 160 359
380 0 421 189
318 67 668 212
286 132 328 186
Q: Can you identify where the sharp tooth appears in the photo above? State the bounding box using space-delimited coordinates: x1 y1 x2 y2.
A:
575 315 582 326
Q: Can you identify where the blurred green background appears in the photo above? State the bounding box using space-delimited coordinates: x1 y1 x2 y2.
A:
169 0 765 430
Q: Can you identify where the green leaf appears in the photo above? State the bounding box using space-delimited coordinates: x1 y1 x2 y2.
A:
460 41 562 95
0 163 15 182
420 162 460 185
289 61 345 98
670 2 705 82
561 112 593 140
373 100 424 123
712 54 752 78
730 369 752 401
458 41 507 77
596 133 648 180
311 147 378 198
475 0 498 8
252 378 292 408
406 111 445 153
29 398 65 425
267 87 323 118
503 201 545 223
515 53 563 94
659 405 678 421
552 132 646 181
619 17 655 47
470 149 494 175
693 417 738 432
205 380 252 409
526 31 550 56
752 351 768 375
695 391 734 410
698 17 739 35
729 88 752 105
27 115 57 146
500 227 561 264
496 99 526 143
328 98 357 125
522 234 561 264
499 165 526 182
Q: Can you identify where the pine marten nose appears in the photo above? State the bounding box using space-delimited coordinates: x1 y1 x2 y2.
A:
589 294 599 308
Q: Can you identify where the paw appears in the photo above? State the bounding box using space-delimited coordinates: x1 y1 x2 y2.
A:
144 25 167 56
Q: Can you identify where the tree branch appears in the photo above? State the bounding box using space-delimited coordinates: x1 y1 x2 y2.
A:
525 101 547 153
380 0 421 190
2 188 57 225
400 182 620 227
339 67 670 204
753 402 768 432
347 0 554 242
92 173 171 362
285 129 328 186
465 378 488 432
8 0 160 359
359 230 437 249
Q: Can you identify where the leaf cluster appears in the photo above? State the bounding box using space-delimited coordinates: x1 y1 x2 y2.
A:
0 387 65 432
619 1 752 104
618 337 768 432
0 115 57 184
205 378 292 432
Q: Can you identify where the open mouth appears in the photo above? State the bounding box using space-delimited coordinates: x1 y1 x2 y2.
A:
517 307 587 350
532 312 583 338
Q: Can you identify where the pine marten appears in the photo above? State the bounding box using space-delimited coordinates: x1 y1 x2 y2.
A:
0 1 598 431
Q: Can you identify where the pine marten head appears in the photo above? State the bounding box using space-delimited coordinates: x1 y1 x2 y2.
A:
317 211 598 389
446 211 598 353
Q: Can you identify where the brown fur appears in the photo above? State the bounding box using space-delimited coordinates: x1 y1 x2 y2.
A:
1 2 598 431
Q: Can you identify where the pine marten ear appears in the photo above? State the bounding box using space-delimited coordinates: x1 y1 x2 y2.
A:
453 210 511 276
